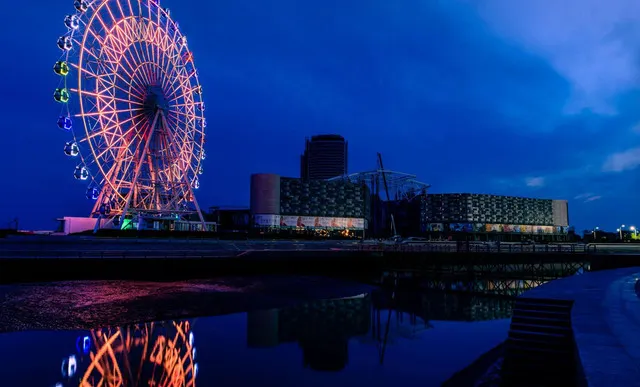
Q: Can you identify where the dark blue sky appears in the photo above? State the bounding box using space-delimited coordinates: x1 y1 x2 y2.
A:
2 0 640 232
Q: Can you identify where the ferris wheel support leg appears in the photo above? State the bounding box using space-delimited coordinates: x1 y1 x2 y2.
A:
119 111 161 228
92 214 103 234
159 112 207 232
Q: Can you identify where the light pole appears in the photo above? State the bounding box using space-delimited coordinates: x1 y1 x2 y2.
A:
619 224 626 241
593 226 599 242
631 226 637 239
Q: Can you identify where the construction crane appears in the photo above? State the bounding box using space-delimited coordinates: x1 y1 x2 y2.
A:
377 153 399 238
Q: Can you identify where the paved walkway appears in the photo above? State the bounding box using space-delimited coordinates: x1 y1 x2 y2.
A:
522 267 640 386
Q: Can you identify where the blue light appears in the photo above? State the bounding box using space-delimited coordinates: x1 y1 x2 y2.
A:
60 355 77 377
86 187 99 200
76 335 91 355
57 116 72 131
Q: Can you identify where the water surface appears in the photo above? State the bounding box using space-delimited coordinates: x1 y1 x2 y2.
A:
0 277 511 386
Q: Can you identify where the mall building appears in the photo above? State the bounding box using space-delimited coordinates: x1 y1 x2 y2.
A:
249 173 370 238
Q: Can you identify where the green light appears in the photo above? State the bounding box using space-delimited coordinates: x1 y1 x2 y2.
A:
53 61 69 76
121 218 133 230
54 88 70 103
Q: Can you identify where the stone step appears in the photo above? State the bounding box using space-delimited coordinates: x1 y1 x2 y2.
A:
511 314 572 328
516 297 574 307
510 321 572 336
514 298 573 312
506 336 571 351
512 307 571 319
508 329 573 344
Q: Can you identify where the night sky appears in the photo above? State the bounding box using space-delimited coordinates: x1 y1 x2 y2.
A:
2 0 639 232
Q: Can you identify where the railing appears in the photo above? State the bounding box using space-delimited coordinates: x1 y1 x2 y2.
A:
0 242 598 259
357 243 595 254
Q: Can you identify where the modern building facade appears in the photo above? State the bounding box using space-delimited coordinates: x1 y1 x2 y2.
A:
250 173 369 235
390 193 570 241
300 135 348 180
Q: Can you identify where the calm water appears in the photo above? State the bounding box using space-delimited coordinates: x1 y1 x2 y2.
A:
0 277 512 386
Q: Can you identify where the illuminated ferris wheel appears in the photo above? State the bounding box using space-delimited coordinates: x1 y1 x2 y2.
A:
54 320 198 386
53 0 207 228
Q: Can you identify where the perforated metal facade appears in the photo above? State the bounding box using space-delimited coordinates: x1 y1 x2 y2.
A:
419 194 569 226
280 177 369 219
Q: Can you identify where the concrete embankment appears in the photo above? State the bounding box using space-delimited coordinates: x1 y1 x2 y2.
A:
0 249 598 285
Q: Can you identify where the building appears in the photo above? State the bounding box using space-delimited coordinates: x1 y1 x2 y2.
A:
300 134 348 180
391 193 570 241
250 173 369 237
207 206 250 232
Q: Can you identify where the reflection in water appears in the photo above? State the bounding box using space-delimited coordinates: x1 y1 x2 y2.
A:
245 290 514 371
247 294 370 371
53 320 197 387
1 281 518 386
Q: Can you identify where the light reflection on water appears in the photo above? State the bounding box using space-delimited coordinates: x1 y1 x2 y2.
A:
0 278 512 386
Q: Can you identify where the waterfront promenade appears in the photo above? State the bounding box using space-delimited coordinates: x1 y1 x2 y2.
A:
503 267 640 386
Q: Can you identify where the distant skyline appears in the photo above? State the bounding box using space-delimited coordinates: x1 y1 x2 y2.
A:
2 0 640 232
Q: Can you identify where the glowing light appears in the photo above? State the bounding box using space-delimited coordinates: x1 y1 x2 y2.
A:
54 88 70 103
73 166 89 180
74 0 89 12
86 187 100 200
57 36 72 51
64 14 80 30
189 331 195 346
53 61 69 76
63 141 80 156
76 335 91 355
61 355 77 378
57 115 72 130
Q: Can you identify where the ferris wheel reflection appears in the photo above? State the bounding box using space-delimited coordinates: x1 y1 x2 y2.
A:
52 320 198 387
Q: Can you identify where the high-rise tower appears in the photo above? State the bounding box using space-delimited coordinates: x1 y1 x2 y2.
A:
300 134 348 180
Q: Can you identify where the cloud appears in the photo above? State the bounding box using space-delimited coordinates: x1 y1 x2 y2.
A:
575 193 602 203
602 147 640 172
525 177 545 187
469 0 640 114
585 195 602 202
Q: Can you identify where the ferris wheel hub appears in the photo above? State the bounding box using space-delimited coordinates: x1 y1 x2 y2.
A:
143 84 169 116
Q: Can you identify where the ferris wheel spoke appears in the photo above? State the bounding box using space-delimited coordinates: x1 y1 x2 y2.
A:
164 116 197 177
115 45 152 88
163 66 191 99
74 88 144 107
77 107 141 118
80 111 145 146
114 0 128 23
167 82 198 105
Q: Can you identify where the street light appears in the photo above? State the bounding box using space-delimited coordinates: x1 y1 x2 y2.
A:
593 226 599 242
631 226 637 238
619 225 626 240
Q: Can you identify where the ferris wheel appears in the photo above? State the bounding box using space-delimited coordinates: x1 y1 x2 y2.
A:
53 320 198 386
53 0 207 228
